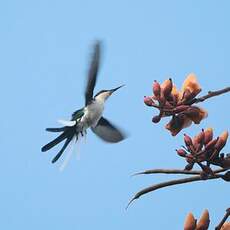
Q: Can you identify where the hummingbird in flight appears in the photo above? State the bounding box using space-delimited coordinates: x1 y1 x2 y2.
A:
41 41 126 163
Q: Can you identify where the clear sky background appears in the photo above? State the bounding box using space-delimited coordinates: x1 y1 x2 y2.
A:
0 0 229 229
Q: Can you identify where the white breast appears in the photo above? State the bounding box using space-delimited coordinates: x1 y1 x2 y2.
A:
82 100 104 128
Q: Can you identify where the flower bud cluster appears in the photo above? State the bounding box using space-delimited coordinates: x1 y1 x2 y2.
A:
144 74 208 135
176 128 229 175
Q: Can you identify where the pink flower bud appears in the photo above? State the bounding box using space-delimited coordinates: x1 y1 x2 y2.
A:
152 115 161 123
205 138 218 151
196 209 210 230
220 130 228 142
184 213 196 230
193 143 202 152
162 78 173 98
184 163 194 171
215 131 228 151
204 128 213 144
193 130 205 145
144 96 154 106
176 149 187 157
152 80 161 97
184 134 193 147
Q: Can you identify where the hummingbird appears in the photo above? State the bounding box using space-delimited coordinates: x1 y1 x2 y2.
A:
41 41 126 163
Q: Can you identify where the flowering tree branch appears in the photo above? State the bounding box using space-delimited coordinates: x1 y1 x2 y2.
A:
133 167 230 176
140 75 230 228
128 129 230 209
188 86 230 105
127 171 229 209
215 208 230 230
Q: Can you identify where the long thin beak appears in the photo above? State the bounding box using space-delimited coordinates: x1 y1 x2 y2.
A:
109 84 125 94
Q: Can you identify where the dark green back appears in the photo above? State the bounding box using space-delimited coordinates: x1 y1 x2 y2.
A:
71 108 85 121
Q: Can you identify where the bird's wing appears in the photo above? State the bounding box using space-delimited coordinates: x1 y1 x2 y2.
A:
85 41 101 106
91 117 125 143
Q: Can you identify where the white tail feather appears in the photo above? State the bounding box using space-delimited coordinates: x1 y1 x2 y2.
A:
59 136 77 172
76 134 82 161
74 133 86 161
59 132 87 171
57 119 76 127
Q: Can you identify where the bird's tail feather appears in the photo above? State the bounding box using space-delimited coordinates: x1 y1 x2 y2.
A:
51 137 73 163
46 127 66 132
41 129 71 152
42 125 82 163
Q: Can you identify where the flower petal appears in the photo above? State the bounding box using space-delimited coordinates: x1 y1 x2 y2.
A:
161 78 173 98
204 128 213 144
180 73 201 100
183 106 208 124
171 84 180 103
165 114 192 136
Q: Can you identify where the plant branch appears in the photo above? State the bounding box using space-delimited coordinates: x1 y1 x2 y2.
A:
132 167 229 176
188 86 230 105
127 174 224 209
215 208 230 230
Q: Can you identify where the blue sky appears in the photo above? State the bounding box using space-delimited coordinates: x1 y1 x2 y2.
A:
0 0 229 229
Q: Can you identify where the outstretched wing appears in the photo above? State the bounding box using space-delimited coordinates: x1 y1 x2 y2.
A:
85 41 101 106
91 117 125 143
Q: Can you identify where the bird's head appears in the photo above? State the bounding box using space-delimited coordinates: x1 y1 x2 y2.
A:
94 85 125 102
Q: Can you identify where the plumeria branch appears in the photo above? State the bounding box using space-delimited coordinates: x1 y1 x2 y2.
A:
215 208 230 230
127 171 229 209
133 167 230 176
